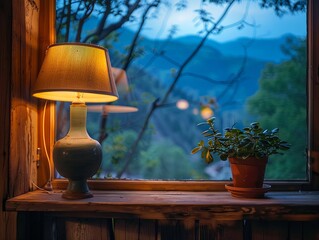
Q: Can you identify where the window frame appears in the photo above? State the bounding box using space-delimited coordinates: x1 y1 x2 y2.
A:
38 0 319 191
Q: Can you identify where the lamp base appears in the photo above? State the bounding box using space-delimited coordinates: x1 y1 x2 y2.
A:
62 179 93 199
53 103 102 200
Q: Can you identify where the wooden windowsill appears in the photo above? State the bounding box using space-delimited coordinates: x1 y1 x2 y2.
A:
5 190 319 221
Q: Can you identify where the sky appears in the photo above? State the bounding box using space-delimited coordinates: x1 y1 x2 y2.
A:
137 0 306 42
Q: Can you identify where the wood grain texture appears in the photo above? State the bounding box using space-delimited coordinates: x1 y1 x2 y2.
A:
139 219 157 240
53 178 314 192
251 221 289 240
18 216 319 240
36 0 56 189
250 220 319 240
114 219 139 240
0 0 13 239
1 0 43 239
110 219 159 240
65 219 111 240
10 0 39 196
158 219 196 240
198 220 243 240
6 190 319 222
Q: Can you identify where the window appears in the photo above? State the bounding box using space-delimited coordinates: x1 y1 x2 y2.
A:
54 0 312 184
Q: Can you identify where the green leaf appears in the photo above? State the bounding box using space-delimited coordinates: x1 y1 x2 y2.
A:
205 151 214 164
191 146 202 154
271 128 279 134
201 148 207 159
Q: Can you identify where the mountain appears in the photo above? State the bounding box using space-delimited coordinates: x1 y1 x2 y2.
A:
104 28 299 151
110 28 284 103
84 25 299 154
76 18 296 104
174 34 293 63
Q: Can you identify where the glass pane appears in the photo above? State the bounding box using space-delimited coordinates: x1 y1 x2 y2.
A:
56 0 307 180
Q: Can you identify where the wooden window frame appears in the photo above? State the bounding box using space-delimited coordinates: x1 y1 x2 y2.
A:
37 0 319 192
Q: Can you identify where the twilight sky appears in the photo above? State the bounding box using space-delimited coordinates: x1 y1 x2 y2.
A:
137 0 306 42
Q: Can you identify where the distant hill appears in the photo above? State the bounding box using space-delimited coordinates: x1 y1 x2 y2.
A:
77 18 304 176
110 27 290 102
174 34 293 63
103 27 300 149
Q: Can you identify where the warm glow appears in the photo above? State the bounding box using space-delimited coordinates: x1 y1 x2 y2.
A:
32 43 118 103
87 105 138 114
33 91 118 103
192 108 199 115
200 106 214 119
176 99 189 110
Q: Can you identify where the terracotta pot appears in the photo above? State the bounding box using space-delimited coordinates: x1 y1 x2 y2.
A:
229 157 268 188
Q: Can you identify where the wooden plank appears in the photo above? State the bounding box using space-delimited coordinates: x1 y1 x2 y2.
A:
36 0 56 189
114 219 139 240
53 178 313 192
17 212 44 240
43 215 63 240
158 219 195 240
54 216 67 240
6 190 319 221
10 0 39 196
7 190 319 206
251 220 289 240
199 220 215 240
65 219 111 240
139 219 157 240
288 222 303 240
199 220 243 240
302 221 319 240
114 219 126 239
1 0 45 239
216 221 243 240
0 0 13 239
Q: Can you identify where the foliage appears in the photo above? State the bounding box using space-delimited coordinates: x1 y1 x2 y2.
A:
246 37 307 179
139 140 201 179
101 130 139 177
192 117 290 164
202 0 306 16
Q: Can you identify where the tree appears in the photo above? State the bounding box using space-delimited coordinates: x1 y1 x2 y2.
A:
247 37 307 179
56 0 307 179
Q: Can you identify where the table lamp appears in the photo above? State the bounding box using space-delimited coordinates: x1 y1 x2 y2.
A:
32 43 118 199
88 67 138 115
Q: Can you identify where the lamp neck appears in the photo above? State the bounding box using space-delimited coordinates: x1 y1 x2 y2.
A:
69 102 89 137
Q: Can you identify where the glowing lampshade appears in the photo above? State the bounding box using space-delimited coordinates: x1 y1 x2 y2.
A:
33 43 118 102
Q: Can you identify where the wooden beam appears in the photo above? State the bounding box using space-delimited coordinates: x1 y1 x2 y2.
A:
0 0 13 239
36 0 56 189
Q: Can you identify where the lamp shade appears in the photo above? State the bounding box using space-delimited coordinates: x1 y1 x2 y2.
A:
32 43 118 103
87 105 138 113
112 67 129 93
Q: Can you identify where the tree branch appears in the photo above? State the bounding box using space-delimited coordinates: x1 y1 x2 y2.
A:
83 0 142 43
122 0 161 71
116 0 237 177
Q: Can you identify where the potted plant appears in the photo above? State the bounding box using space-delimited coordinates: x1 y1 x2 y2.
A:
192 117 290 198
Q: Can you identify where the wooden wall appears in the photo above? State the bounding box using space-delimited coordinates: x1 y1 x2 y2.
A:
0 0 14 239
16 214 319 240
0 0 46 239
